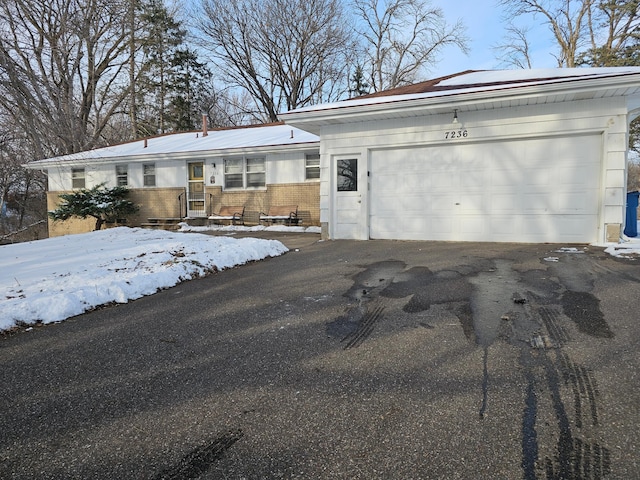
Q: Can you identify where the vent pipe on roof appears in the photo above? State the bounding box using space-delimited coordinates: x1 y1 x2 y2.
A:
144 138 148 148
202 114 208 137
290 129 294 139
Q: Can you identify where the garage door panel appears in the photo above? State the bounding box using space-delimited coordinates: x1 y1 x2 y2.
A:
556 192 599 213
459 216 485 235
431 171 456 188
369 134 601 243
490 215 519 236
430 194 457 211
492 168 523 187
491 193 519 212
522 192 554 213
523 167 550 186
460 194 486 214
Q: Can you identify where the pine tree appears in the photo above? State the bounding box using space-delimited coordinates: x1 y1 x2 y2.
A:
49 184 138 231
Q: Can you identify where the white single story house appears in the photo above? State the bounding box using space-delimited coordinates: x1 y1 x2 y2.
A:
282 68 640 244
27 123 320 236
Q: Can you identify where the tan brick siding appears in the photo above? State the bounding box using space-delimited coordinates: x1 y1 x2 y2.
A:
46 183 319 237
127 188 186 222
208 182 320 225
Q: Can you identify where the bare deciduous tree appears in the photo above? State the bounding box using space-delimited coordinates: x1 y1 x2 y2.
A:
0 116 47 236
498 0 593 67
0 0 134 158
193 0 354 122
352 0 468 92
494 24 534 68
497 0 640 68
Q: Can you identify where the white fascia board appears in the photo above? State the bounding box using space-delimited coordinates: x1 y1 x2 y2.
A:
25 141 320 169
282 73 640 130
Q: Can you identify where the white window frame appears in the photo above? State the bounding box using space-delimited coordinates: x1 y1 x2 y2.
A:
305 153 320 180
143 163 156 187
116 164 128 186
223 156 266 189
71 167 85 189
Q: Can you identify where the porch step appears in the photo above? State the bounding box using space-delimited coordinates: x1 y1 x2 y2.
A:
140 217 184 231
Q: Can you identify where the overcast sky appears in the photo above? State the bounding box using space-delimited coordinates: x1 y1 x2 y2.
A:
434 0 558 78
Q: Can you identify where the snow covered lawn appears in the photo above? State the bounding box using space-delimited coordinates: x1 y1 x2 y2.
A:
1 222 638 334
1 227 289 331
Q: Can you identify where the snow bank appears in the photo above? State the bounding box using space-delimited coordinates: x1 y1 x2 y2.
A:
0 227 287 330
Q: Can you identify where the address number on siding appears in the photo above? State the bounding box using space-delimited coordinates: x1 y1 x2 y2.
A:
445 130 468 139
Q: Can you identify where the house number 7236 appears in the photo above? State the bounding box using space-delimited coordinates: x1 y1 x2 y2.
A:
445 130 468 139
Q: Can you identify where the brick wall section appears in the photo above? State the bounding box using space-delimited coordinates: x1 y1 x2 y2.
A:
47 191 96 237
47 188 186 237
127 188 186 222
208 182 320 225
46 184 319 236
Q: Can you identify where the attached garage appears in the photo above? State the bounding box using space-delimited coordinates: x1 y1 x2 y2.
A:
369 134 602 243
282 68 640 244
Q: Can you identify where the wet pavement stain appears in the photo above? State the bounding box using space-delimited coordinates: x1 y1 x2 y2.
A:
561 291 613 338
381 267 472 313
328 252 614 478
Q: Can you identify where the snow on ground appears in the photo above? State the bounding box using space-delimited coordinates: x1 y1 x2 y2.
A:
177 223 321 234
603 221 640 259
0 227 291 332
604 238 640 258
1 223 639 333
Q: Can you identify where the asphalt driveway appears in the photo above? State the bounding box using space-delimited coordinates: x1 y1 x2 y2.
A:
1 233 639 479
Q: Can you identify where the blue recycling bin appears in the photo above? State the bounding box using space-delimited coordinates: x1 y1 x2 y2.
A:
624 191 639 237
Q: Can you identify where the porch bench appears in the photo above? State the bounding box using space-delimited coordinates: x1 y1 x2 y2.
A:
208 206 245 225
259 205 299 226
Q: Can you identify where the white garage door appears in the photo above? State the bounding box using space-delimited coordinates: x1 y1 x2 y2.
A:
369 135 602 243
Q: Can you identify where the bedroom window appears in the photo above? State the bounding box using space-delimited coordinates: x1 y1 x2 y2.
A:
116 164 128 186
143 163 156 187
305 153 320 180
71 168 85 189
224 156 265 189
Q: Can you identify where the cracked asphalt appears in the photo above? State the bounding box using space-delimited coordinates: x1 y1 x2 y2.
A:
1 232 639 479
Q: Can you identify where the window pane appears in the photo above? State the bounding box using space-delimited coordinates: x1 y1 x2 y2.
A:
337 159 357 191
225 173 243 189
306 154 320 180
71 168 85 189
247 172 265 188
246 157 265 173
116 165 128 186
224 158 242 173
143 163 156 187
191 164 203 179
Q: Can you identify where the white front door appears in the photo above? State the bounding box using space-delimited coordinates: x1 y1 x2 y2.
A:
333 156 368 239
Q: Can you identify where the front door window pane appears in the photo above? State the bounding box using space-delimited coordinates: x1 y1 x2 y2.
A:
337 159 357 191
